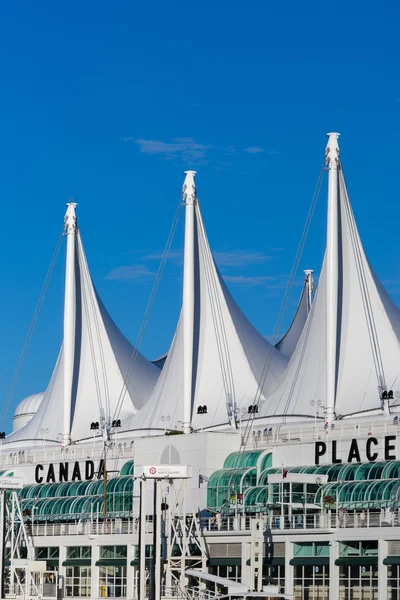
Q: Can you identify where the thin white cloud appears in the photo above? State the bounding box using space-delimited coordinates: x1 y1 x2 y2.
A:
144 249 272 267
126 137 210 163
223 273 305 289
105 264 155 282
144 249 183 261
223 274 276 286
213 250 273 267
244 146 265 154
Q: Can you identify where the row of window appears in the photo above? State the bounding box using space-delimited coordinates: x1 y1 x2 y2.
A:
34 544 400 599
36 545 127 560
65 566 127 598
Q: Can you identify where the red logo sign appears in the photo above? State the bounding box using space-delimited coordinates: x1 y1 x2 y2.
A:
149 467 157 475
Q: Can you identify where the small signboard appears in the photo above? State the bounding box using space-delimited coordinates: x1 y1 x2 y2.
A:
143 465 190 479
0 476 23 490
268 473 328 485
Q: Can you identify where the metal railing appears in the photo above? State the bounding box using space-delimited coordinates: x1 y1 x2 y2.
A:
29 517 153 537
247 418 400 449
202 509 400 532
27 508 400 539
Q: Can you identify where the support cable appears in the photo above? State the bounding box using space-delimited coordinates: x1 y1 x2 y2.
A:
102 197 183 462
0 230 64 428
196 204 236 427
239 162 326 455
340 169 387 402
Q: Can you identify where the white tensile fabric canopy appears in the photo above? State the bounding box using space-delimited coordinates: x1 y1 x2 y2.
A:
275 273 312 360
260 167 400 420
7 228 159 444
126 184 288 433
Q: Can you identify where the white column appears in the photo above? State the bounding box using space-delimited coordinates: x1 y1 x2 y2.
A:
91 544 100 599
182 171 197 434
325 133 340 425
241 542 252 588
139 478 147 600
0 491 6 598
127 544 136 599
59 545 67 598
284 539 294 598
62 202 77 447
154 480 162 600
378 538 387 600
329 539 339 600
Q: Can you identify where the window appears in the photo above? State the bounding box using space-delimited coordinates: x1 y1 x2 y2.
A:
294 565 329 600
294 542 329 557
100 546 127 559
35 547 59 560
339 565 378 599
388 565 400 598
99 566 127 598
339 541 378 557
66 547 91 559
65 566 91 597
208 565 242 582
35 547 59 572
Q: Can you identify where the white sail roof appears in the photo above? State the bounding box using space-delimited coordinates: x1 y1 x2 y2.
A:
275 271 313 360
260 136 400 420
127 173 288 432
7 208 159 444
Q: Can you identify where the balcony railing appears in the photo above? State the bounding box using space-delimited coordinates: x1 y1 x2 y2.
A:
202 509 400 532
26 507 400 539
28 517 150 537
246 418 400 449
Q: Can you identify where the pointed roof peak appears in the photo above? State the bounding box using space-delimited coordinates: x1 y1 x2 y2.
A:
129 175 288 432
183 171 197 205
326 131 340 141
64 201 78 233
325 133 340 169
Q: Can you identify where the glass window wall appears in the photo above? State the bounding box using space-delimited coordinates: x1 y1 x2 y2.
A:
99 566 127 597
339 565 378 599
388 565 400 600
294 565 329 600
65 566 91 597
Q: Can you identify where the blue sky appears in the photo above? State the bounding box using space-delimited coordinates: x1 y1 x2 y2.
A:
0 1 399 431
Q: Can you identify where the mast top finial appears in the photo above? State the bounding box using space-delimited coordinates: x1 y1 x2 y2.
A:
325 133 340 169
182 171 197 206
64 201 78 234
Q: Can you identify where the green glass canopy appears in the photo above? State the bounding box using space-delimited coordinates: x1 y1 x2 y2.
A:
19 476 134 521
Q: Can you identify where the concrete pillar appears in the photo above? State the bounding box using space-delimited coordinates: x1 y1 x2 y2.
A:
58 545 67 599
91 545 100 599
284 539 294 597
127 544 136 599
378 538 387 599
329 540 339 600
241 542 252 588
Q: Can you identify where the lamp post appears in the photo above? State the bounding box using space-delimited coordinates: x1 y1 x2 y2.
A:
310 400 327 431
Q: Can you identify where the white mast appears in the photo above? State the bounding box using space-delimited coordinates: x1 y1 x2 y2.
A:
62 201 77 447
325 133 340 425
182 171 197 434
